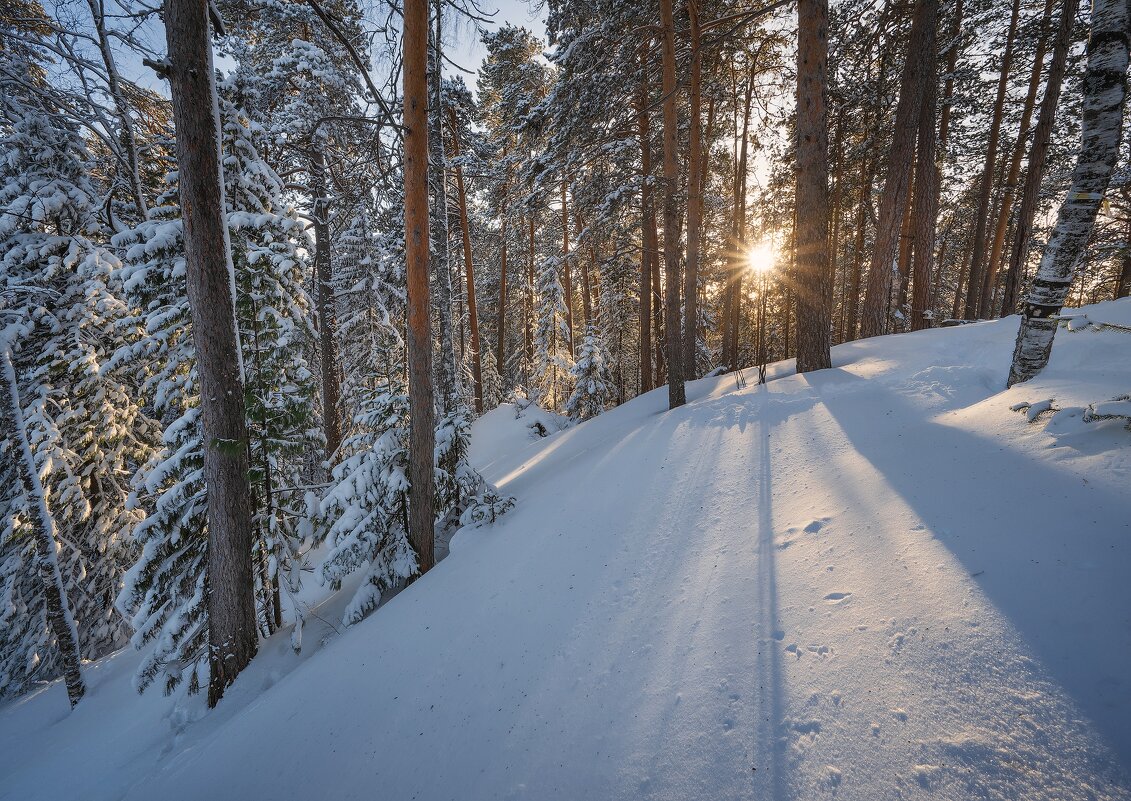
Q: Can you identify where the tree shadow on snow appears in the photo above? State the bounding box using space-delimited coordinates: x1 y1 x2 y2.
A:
816 368 1131 773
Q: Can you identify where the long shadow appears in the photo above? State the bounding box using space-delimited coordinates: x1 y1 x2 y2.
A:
817 368 1131 768
752 412 790 800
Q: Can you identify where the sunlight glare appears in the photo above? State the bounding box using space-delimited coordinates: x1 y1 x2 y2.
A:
745 242 776 274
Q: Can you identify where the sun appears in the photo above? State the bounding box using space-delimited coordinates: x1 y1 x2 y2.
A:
745 241 776 274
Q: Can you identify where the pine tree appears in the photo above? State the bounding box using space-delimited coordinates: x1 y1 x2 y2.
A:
532 255 575 411
0 91 152 703
318 383 415 625
114 99 316 694
566 324 616 421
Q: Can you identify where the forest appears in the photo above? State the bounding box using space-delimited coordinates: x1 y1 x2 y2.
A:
1 0 1130 795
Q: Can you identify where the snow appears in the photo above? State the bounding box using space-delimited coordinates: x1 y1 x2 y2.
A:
3 301 1131 800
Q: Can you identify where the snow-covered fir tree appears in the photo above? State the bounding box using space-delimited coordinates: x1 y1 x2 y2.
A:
114 96 317 694
566 324 616 421
0 90 153 699
318 381 415 626
532 255 575 411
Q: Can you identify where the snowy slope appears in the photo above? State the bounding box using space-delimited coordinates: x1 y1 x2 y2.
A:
2 301 1130 801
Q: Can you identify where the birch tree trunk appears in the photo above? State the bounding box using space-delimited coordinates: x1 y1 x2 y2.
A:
795 0 833 372
1000 0 1079 315
660 0 685 407
860 0 934 338
404 0 436 572
1008 0 1129 386
1 346 85 707
164 0 257 707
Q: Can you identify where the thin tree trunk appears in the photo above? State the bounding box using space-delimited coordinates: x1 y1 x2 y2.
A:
86 0 147 220
1116 228 1131 298
829 114 844 342
637 39 654 394
980 0 1056 319
164 0 257 707
860 0 935 338
725 73 755 368
312 150 341 458
560 180 574 356
448 109 482 414
497 216 508 387
963 0 1021 319
428 0 456 414
894 188 916 328
525 212 534 368
845 22 891 342
403 0 435 572
910 16 940 332
576 209 594 327
1 346 85 707
1000 0 1079 315
683 0 703 376
660 0 685 407
1008 0 1129 386
795 0 833 372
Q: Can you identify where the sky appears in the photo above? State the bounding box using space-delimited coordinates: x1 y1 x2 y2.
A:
443 0 548 92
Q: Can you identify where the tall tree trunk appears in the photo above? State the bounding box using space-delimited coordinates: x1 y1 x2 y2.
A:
861 0 935 338
448 110 482 414
576 209 594 327
525 212 534 368
963 0 1021 319
829 114 844 342
1000 0 1079 315
725 73 755 369
1 346 85 707
845 21 891 342
428 0 456 414
403 0 436 572
910 0 940 331
637 39 655 394
312 150 341 459
164 0 257 707
980 0 1056 319
895 188 916 326
1008 0 1129 386
560 180 574 356
497 216 508 387
864 0 936 337
795 0 833 372
683 0 704 376
660 0 686 407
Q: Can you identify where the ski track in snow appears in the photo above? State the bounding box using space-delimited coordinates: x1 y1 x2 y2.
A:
2 301 1131 800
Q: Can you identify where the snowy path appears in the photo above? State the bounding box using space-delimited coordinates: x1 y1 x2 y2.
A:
2 305 1130 800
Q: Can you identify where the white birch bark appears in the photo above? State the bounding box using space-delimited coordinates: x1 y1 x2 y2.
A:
1008 0 1130 386
0 345 85 708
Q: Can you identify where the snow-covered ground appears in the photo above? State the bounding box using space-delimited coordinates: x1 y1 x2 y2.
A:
3 301 1130 801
